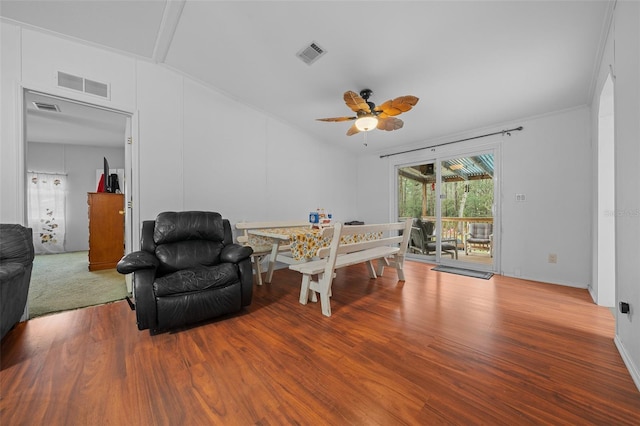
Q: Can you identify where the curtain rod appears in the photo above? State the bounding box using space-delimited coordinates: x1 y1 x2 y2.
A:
379 126 524 159
27 171 68 176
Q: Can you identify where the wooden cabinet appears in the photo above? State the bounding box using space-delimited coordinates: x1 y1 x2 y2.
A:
87 192 125 271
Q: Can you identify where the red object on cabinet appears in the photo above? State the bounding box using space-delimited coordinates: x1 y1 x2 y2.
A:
97 174 105 192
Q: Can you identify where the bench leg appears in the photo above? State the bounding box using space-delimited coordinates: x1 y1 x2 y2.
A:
320 291 332 317
318 276 332 317
299 274 312 305
376 257 390 276
394 255 406 281
308 273 332 317
366 260 378 278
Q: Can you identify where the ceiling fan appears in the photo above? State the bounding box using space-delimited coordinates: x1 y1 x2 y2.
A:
316 89 419 136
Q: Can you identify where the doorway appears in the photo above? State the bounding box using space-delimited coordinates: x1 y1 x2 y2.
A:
23 89 133 317
595 73 615 307
397 150 496 271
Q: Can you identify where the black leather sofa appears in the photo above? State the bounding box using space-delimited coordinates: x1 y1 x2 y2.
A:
0 224 35 340
117 211 253 334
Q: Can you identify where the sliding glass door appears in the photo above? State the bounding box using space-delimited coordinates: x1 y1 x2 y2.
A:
398 151 496 270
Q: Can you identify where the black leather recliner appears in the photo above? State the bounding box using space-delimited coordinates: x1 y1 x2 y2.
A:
117 211 253 334
0 224 35 340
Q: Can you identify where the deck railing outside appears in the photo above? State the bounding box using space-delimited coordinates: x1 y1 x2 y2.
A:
413 216 493 248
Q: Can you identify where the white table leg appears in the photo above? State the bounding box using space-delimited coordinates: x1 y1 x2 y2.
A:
265 241 282 283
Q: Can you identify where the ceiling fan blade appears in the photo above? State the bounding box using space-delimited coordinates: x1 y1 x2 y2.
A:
344 91 370 113
377 116 404 131
374 95 419 118
346 123 360 136
316 116 357 122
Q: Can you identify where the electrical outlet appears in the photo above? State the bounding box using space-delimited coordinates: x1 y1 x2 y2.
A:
548 253 557 263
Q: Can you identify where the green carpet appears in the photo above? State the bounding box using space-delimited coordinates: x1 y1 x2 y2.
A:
28 251 128 318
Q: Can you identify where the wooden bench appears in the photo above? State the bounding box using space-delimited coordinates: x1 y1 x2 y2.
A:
289 219 413 317
235 220 310 285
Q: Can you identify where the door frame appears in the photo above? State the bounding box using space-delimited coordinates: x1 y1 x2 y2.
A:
17 84 138 261
389 141 501 272
594 72 615 306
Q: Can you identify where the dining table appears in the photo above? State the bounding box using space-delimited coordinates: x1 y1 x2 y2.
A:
247 225 383 284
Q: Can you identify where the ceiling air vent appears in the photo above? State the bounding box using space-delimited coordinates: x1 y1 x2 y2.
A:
57 71 110 99
296 41 327 65
32 102 60 112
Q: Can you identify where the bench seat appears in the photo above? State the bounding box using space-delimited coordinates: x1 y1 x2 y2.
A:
289 219 412 317
289 245 400 276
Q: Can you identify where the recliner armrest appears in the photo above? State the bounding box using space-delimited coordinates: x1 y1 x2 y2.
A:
220 244 253 264
0 262 25 282
116 251 159 274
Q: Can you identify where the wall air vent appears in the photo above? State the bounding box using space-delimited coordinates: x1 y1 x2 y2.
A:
58 72 83 91
296 41 327 65
32 102 61 112
57 71 110 99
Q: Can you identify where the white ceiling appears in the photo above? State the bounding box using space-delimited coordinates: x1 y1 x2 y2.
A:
1 0 611 152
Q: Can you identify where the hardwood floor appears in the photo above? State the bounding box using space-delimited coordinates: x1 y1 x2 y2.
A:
2 261 639 425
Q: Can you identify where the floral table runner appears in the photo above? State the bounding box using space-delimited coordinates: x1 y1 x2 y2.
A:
248 227 383 260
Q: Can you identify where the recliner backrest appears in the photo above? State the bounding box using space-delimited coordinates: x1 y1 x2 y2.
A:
152 211 228 275
154 211 226 244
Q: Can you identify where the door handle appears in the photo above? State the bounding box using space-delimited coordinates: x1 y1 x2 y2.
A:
118 210 125 215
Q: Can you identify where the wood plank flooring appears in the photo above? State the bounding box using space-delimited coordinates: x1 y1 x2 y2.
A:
2 261 639 425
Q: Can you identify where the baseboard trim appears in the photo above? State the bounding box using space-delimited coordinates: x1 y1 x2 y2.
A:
614 335 640 392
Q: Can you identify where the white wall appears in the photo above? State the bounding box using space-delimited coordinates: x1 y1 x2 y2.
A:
21 28 136 108
356 153 392 225
1 23 358 239
0 23 22 221
135 64 359 230
27 142 125 252
357 106 593 289
502 108 591 287
181 78 357 223
135 61 184 218
0 25 136 224
608 0 640 390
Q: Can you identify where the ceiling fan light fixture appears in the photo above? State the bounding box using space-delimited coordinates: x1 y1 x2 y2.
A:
355 115 378 132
